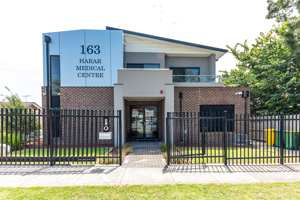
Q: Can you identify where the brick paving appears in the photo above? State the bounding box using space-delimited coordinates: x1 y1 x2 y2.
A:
123 141 166 168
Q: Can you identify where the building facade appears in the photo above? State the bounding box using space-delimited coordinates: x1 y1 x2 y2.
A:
42 27 250 144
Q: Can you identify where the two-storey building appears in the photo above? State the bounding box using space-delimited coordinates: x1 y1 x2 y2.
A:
42 27 250 144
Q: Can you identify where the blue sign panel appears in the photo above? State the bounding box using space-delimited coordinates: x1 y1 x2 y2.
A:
43 29 124 87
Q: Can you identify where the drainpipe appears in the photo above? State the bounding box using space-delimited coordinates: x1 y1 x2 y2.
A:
179 92 183 143
179 92 183 117
44 35 51 110
242 91 249 136
44 35 51 145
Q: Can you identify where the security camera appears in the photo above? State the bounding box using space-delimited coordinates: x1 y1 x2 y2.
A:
235 92 242 95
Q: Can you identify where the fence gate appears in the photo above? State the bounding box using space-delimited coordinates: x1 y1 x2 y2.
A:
167 112 300 165
166 112 226 165
0 108 122 165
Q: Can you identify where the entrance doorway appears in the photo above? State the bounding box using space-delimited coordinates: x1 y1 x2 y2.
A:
131 106 158 139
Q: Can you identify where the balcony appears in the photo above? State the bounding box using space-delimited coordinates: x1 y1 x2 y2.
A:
172 75 224 87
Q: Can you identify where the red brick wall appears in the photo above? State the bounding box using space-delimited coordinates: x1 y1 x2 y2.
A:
173 87 251 146
41 87 115 146
174 87 250 115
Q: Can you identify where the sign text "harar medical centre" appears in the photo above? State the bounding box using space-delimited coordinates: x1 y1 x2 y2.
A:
76 58 105 78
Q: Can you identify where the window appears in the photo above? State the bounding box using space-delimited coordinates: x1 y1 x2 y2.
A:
50 56 60 109
127 64 160 69
200 105 234 132
170 67 200 82
50 56 61 137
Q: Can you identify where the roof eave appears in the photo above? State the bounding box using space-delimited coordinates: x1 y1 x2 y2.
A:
106 26 228 53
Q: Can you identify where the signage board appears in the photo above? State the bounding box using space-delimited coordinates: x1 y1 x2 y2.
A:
146 110 154 116
43 30 124 87
99 132 112 140
132 111 139 117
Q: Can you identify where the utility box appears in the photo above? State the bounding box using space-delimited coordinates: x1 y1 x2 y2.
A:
232 133 248 146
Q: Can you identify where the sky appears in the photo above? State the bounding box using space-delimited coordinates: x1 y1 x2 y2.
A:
0 0 278 106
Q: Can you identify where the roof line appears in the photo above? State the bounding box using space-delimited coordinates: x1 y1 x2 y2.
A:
106 26 228 53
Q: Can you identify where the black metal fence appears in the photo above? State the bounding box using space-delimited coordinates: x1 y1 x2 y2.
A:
0 108 122 165
166 112 300 165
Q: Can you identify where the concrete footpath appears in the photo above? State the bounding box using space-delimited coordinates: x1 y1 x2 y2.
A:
0 163 300 187
0 141 300 187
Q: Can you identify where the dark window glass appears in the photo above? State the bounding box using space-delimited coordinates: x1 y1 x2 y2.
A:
50 56 61 137
200 105 234 132
171 68 185 75
51 56 60 96
50 56 60 109
185 68 200 75
127 64 143 68
144 64 160 69
127 64 160 69
170 67 200 82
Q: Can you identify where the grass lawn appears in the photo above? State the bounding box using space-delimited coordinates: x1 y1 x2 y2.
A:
0 182 300 199
171 147 298 164
11 147 113 157
2 147 116 165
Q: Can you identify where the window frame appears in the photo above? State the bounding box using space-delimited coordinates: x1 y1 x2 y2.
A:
126 63 160 69
169 67 200 75
50 55 61 109
199 105 234 132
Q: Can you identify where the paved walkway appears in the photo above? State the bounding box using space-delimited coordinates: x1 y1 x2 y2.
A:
123 141 166 168
0 141 300 187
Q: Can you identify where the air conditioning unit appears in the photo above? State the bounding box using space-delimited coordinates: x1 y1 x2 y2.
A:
232 133 248 146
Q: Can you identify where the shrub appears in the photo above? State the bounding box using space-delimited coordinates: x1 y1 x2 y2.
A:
127 129 139 141
0 133 24 151
123 143 133 155
159 142 167 152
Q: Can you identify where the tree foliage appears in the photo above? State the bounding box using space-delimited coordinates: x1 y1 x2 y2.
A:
221 29 300 114
0 86 40 136
266 0 300 22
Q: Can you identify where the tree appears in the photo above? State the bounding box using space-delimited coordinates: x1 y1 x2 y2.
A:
267 0 300 60
266 0 300 22
221 28 300 114
0 87 40 146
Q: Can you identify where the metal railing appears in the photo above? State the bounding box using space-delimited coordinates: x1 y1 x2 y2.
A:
166 112 300 165
172 75 220 83
0 108 122 165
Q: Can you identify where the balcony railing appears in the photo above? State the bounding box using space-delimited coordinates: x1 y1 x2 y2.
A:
172 75 220 83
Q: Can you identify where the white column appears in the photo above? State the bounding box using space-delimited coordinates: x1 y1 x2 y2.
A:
114 83 124 145
164 83 174 143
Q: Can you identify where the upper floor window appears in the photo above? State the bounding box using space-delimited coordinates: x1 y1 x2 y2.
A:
127 64 160 69
170 67 200 82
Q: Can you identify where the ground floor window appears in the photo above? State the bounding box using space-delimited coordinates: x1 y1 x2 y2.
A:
200 105 234 132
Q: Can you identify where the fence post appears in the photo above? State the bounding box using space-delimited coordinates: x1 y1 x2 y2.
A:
224 111 228 165
49 109 54 166
166 112 170 165
280 113 284 165
119 110 122 166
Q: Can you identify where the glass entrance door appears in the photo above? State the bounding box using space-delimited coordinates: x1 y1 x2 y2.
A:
131 106 158 139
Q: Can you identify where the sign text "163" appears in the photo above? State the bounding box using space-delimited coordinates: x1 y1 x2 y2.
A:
80 45 100 54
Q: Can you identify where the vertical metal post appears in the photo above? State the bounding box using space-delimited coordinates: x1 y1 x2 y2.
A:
166 112 170 165
49 109 54 166
44 36 51 146
224 111 228 165
280 113 284 165
179 92 183 143
119 110 122 166
244 97 247 135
